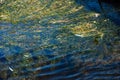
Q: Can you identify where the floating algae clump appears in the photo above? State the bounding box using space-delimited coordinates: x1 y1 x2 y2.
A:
0 0 75 23
71 22 104 38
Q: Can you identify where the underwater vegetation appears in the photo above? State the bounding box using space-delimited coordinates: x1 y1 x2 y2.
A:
0 0 120 79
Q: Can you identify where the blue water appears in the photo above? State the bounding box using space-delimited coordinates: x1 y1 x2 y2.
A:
0 0 120 80
76 0 120 25
0 21 120 80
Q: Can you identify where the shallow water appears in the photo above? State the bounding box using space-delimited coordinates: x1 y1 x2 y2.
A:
0 21 120 80
0 0 120 80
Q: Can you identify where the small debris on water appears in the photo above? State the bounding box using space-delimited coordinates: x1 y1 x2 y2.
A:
75 34 84 37
24 54 29 58
93 21 97 23
9 67 14 71
95 13 100 17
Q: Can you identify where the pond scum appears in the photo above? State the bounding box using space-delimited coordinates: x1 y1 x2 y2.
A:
0 0 120 79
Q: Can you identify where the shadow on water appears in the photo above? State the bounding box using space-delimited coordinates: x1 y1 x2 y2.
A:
75 0 120 25
0 0 120 80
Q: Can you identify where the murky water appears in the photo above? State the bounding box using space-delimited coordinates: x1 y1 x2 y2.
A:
0 0 120 80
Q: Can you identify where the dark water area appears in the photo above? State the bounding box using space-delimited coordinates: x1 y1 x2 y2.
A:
76 0 120 25
0 0 120 80
100 0 120 8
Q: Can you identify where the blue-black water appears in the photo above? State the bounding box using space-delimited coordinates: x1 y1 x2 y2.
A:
76 0 120 25
0 0 120 80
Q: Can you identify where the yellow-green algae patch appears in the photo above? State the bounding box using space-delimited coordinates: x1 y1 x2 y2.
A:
0 0 76 23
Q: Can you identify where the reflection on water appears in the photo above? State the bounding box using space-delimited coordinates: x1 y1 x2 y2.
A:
0 0 120 80
77 0 120 25
0 22 119 80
